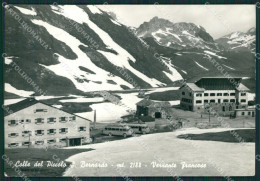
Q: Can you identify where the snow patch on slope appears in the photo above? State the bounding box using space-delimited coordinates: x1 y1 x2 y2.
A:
87 5 103 14
32 19 133 91
223 64 235 70
110 19 121 26
50 5 164 87
14 6 37 16
204 50 227 59
5 83 34 97
5 57 15 65
194 61 209 71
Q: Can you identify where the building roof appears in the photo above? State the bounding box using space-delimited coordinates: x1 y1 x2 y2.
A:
236 83 250 91
185 83 205 92
194 77 243 90
4 98 91 122
136 99 171 107
4 98 38 116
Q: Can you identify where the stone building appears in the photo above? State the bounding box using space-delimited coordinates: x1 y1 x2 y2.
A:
136 99 171 119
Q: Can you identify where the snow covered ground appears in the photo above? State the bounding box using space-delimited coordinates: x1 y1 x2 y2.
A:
5 83 34 97
4 98 26 105
63 128 255 176
75 102 129 122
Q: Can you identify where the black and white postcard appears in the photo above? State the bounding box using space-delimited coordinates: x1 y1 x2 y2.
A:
1 2 259 179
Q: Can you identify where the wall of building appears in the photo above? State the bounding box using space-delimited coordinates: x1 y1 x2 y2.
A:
181 88 249 113
5 103 90 148
236 91 248 105
180 87 194 111
235 109 255 117
148 106 169 119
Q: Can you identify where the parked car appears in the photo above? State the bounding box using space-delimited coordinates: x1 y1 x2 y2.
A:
102 124 133 138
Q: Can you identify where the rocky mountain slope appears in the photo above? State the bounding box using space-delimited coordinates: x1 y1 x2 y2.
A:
4 5 256 98
215 28 256 52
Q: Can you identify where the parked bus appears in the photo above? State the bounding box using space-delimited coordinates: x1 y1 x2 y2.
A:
102 124 133 138
126 123 150 134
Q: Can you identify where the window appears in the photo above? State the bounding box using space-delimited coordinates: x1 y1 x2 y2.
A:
22 142 30 146
8 143 19 147
47 129 56 135
182 92 185 95
8 120 18 126
189 93 192 96
22 131 31 137
210 93 215 96
78 126 86 132
196 93 202 97
60 138 67 142
222 106 226 112
34 109 47 113
241 99 246 103
230 99 235 103
59 117 68 123
47 139 56 144
70 116 76 121
204 93 209 96
35 118 44 124
210 100 215 103
47 117 56 124
248 112 251 115
224 93 229 96
8 133 19 138
204 100 208 103
35 130 44 136
59 128 68 134
230 93 235 96
20 119 31 124
223 99 229 103
196 100 202 104
217 93 222 96
241 93 246 96
35 141 44 145
241 112 245 115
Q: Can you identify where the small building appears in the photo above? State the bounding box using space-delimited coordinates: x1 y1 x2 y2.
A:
136 99 171 119
179 77 250 116
235 108 255 117
4 98 91 148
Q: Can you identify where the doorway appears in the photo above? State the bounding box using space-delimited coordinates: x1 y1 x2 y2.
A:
155 112 162 118
69 138 82 146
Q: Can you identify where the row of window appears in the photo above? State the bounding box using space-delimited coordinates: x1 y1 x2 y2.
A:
8 116 76 126
8 127 86 137
182 92 246 97
8 138 77 147
104 127 128 131
201 93 237 97
196 99 236 104
241 111 254 116
196 99 246 104
181 98 192 103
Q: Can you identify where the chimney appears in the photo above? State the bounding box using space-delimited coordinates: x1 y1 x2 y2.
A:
94 110 96 128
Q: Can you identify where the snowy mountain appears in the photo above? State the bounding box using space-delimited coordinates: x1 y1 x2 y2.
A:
136 16 219 51
5 5 182 97
215 28 256 52
4 5 256 98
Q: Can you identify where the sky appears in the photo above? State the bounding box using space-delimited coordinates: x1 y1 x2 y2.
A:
97 5 255 39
